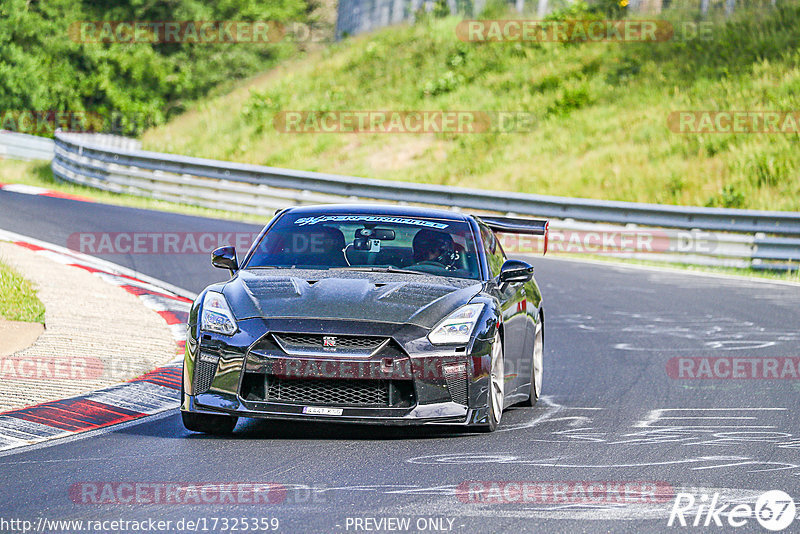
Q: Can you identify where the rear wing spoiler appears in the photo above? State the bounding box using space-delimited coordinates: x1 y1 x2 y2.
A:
475 215 550 255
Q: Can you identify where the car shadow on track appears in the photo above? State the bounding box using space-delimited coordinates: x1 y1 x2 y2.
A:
117 407 536 441
218 406 536 441
228 418 470 441
113 411 468 441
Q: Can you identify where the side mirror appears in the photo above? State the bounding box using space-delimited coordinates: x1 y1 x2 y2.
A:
212 246 238 274
498 259 533 286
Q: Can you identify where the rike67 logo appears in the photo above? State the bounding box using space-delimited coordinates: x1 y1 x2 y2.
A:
668 490 796 531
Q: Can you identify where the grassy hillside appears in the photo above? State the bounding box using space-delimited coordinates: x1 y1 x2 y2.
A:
142 3 800 211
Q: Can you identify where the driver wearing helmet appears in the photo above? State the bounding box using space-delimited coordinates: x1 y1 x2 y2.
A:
412 229 457 268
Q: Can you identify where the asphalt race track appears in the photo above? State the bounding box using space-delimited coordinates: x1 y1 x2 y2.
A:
1 189 799 532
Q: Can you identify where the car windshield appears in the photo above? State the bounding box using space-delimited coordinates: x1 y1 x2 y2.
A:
246 212 481 280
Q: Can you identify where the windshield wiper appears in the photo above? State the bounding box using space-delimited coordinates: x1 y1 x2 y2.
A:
329 266 423 275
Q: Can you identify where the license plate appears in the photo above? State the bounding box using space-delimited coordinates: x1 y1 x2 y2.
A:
303 406 343 416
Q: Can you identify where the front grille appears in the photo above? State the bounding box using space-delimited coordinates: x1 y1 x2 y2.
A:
267 377 390 406
272 333 388 357
194 356 217 393
443 363 468 405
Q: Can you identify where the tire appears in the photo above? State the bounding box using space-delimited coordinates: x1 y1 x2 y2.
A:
181 410 238 434
522 311 544 407
476 332 504 432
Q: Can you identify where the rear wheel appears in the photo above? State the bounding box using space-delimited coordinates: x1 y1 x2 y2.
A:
523 312 544 407
181 410 238 435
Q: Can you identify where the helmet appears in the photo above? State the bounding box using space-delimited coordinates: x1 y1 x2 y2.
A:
413 229 456 266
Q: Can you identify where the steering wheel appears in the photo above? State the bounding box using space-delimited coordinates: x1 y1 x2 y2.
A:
407 260 449 274
413 260 446 268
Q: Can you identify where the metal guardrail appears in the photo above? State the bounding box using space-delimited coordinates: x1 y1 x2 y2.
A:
51 132 799 270
0 131 55 161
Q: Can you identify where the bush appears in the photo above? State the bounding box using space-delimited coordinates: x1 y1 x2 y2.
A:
548 83 593 115
707 184 746 208
0 0 312 136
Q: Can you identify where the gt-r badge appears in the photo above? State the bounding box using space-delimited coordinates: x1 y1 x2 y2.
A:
323 336 337 347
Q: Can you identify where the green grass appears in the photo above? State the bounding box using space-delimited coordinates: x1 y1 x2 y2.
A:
0 159 266 223
142 3 800 211
0 259 46 323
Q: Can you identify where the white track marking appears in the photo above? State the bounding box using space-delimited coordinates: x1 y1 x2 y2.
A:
0 228 196 300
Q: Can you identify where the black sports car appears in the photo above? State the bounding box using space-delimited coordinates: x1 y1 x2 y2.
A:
182 205 548 433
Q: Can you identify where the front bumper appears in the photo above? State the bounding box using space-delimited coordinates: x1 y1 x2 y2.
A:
182 317 494 427
185 393 480 426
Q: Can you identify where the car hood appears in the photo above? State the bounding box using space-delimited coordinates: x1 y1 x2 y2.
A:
222 269 484 329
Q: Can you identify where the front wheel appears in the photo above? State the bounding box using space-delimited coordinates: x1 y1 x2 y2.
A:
476 332 504 432
181 411 238 435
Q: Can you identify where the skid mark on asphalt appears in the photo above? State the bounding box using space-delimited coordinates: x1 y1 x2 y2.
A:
453 404 800 476
570 405 796 449
393 486 762 522
250 483 782 523
497 397 609 443
491 398 798 451
614 408 799 449
405 453 798 472
498 395 600 434
554 311 800 352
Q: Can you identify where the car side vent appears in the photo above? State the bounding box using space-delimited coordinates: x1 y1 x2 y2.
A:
443 363 468 405
194 353 219 393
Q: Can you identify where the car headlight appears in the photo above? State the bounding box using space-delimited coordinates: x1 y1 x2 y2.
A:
200 291 238 335
428 303 485 345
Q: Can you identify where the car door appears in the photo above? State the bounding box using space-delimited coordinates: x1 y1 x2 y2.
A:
479 224 528 403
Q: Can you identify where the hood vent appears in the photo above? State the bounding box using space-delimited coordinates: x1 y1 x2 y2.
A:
378 283 455 306
243 277 303 299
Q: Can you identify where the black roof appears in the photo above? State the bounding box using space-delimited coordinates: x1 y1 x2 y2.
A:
283 204 470 222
